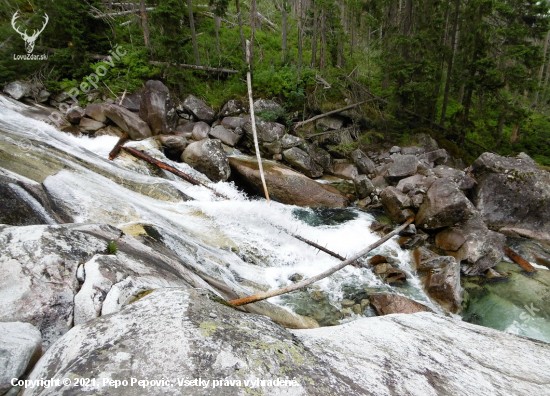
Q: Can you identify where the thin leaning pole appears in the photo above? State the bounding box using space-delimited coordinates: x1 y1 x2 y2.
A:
246 39 270 201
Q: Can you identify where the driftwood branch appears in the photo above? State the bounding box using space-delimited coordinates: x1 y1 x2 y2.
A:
108 133 129 160
228 217 414 306
120 146 230 199
294 100 373 129
505 247 536 273
148 61 238 74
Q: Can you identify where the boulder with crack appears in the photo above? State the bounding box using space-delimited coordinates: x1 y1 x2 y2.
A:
181 139 231 182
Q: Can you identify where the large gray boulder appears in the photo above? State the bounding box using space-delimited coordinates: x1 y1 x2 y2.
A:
242 117 285 143
416 255 462 313
181 139 230 182
3 81 32 100
221 116 246 130
0 322 42 395
0 223 209 349
118 92 142 112
470 152 550 244
182 95 215 123
315 116 344 131
23 288 357 396
380 186 414 223
157 135 187 157
78 117 105 133
436 217 506 275
293 312 550 396
22 288 550 396
385 155 419 181
229 156 348 207
191 121 211 140
85 103 153 140
350 149 376 175
219 99 245 117
434 165 475 190
253 98 283 114
139 80 177 135
282 147 323 178
305 144 334 173
416 178 476 230
354 175 375 199
209 125 242 147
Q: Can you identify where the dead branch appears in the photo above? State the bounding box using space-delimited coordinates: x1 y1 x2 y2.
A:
228 217 414 306
108 133 129 160
121 146 230 199
255 11 278 30
90 7 155 19
199 11 237 27
148 61 238 74
294 100 373 129
505 247 536 273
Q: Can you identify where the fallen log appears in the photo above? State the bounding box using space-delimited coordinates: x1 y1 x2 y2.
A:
228 217 414 306
294 100 373 129
149 61 238 74
90 7 155 18
120 146 230 199
505 247 536 273
108 133 129 160
290 233 362 268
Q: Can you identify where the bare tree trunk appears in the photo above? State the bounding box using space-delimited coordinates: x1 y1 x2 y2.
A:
186 0 200 65
139 0 151 49
235 0 247 62
282 0 288 62
297 8 303 70
439 0 460 126
214 15 221 57
320 11 326 76
532 30 550 106
250 0 257 71
311 0 318 68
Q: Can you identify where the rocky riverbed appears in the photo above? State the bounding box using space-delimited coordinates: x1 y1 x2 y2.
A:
1 82 550 395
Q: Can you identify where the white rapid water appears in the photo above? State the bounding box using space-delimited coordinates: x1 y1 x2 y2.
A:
0 96 441 324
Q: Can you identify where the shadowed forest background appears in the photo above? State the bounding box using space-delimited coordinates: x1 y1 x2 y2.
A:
2 0 550 166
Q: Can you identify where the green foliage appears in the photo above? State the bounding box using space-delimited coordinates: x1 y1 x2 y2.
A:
252 66 315 110
107 240 118 255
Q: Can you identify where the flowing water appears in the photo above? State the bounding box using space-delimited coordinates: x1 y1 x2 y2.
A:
1 96 549 342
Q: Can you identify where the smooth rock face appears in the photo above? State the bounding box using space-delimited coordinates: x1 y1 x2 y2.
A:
0 322 42 395
282 147 323 178
209 125 242 147
351 149 375 175
23 288 353 396
416 178 476 230
419 148 449 165
229 156 348 207
380 186 414 223
182 95 215 123
4 81 32 100
470 152 550 244
370 293 431 315
0 223 207 349
293 312 550 396
306 145 334 173
139 80 177 135
65 106 85 124
86 103 153 140
181 139 230 182
84 103 108 123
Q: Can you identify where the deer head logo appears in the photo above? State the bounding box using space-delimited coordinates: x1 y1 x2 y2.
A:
11 11 49 54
